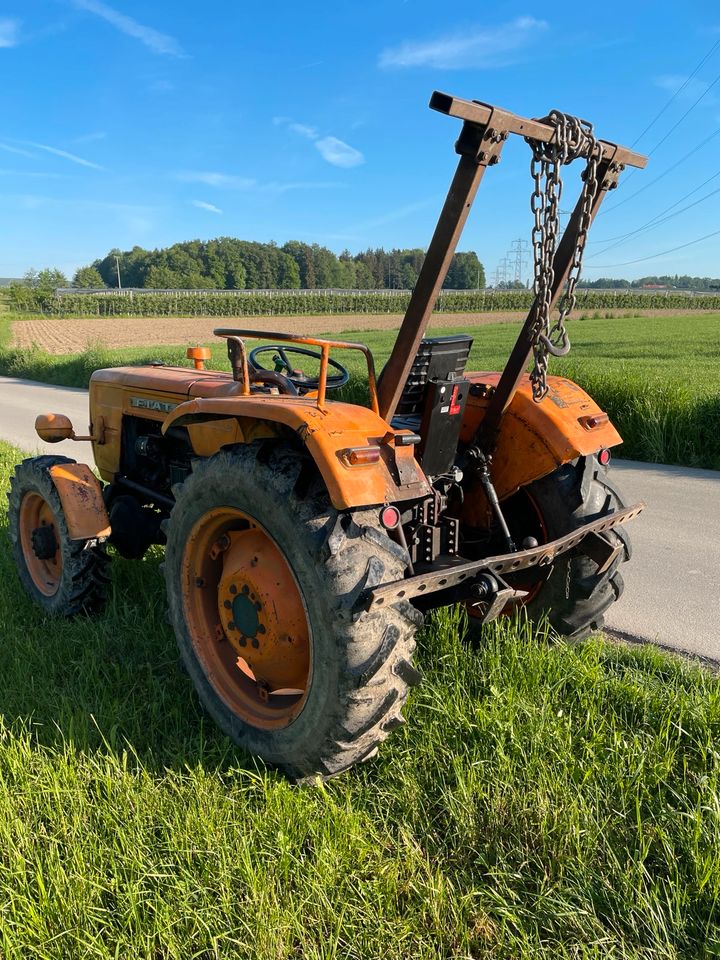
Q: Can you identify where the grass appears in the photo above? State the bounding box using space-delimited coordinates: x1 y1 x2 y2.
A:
2 310 719 468
1 437 720 957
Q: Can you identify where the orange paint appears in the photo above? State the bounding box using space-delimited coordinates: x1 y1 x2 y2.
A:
461 372 623 501
181 505 310 730
48 463 111 540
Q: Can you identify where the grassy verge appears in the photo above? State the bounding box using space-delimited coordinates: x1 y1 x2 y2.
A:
2 311 719 469
0 437 719 957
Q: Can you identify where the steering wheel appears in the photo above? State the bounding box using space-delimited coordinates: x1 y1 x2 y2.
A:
248 344 350 391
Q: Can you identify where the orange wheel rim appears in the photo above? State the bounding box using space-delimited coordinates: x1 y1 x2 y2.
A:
181 507 311 730
18 491 63 596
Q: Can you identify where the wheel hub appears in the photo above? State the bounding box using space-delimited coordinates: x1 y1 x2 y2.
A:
217 529 309 694
31 524 58 561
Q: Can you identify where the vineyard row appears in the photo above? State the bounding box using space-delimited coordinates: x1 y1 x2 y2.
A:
10 289 720 317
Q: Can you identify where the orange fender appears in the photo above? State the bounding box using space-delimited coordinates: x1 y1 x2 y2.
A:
460 372 622 501
49 462 111 541
162 396 431 510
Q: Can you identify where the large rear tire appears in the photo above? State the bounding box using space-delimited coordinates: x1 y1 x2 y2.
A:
7 455 110 616
514 454 630 640
163 443 422 781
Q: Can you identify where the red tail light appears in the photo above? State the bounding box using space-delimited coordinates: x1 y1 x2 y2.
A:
380 506 401 529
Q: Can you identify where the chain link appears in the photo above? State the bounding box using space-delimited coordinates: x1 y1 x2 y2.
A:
526 113 603 401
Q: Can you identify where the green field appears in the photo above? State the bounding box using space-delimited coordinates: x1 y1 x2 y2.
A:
0 437 719 957
2 310 719 469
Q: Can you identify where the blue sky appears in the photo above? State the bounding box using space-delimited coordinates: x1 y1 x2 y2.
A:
1 1 719 282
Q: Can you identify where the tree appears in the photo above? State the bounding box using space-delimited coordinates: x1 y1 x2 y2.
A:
72 266 105 288
444 251 485 289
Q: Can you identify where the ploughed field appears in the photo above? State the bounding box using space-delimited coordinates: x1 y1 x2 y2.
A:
11 312 524 354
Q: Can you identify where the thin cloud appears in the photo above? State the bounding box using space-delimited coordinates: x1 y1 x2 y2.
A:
351 197 440 232
0 169 67 179
0 18 20 48
177 170 346 194
0 143 35 159
277 118 365 168
315 137 364 168
176 171 257 189
654 74 719 106
379 16 548 69
25 141 104 169
71 0 184 57
192 199 223 214
263 180 347 194
289 123 318 140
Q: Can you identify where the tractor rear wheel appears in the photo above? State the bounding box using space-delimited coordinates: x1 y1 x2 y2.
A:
8 455 110 616
163 443 422 781
507 454 630 640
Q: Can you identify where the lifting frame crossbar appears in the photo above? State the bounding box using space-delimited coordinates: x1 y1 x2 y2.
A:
376 92 648 447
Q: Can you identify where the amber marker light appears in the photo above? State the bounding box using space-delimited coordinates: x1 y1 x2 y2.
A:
340 446 381 466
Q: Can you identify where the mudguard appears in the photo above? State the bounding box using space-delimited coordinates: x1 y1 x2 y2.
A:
162 396 431 510
460 372 622 500
49 462 111 541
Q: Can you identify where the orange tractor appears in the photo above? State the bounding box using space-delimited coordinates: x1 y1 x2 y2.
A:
8 94 646 780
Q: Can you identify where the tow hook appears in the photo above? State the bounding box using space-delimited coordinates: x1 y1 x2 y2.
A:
470 573 527 624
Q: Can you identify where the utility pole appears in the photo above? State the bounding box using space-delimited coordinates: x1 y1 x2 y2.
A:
114 256 122 290
509 238 530 287
492 256 516 287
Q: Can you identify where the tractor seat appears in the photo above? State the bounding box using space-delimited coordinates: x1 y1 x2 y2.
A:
390 334 473 429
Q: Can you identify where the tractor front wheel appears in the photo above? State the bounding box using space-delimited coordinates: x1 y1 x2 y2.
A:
8 455 110 615
163 443 422 781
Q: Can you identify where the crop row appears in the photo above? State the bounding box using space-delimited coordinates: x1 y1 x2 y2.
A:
10 288 720 316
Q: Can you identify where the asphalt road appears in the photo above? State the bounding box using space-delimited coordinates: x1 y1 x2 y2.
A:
1 374 718 660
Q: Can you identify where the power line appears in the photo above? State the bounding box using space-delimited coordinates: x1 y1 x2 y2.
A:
589 166 720 244
630 37 720 148
589 226 720 268
600 124 720 215
641 70 720 159
620 60 720 191
586 181 720 259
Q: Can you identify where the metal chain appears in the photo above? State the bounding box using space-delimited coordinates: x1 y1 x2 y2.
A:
526 112 603 401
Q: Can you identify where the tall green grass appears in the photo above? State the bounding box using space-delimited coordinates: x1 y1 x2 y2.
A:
0 438 719 957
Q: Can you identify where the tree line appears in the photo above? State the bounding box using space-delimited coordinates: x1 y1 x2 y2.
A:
62 239 486 291
578 275 720 290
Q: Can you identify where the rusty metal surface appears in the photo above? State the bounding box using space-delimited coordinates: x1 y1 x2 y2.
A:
459 372 622 501
429 93 648 169
48 462 111 541
364 501 645 610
